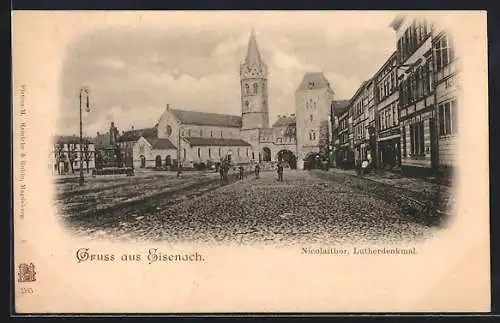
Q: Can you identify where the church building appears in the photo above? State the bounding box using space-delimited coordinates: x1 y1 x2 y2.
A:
115 30 340 170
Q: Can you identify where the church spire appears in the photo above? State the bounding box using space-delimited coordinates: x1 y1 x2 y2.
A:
244 29 263 66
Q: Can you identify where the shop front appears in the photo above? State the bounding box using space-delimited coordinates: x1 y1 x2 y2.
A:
399 106 437 176
377 127 401 170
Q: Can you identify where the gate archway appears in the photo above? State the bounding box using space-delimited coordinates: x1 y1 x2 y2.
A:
140 155 146 168
277 150 297 169
304 152 321 170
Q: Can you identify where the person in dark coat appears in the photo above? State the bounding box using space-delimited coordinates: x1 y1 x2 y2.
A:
277 162 284 181
255 163 260 179
219 161 225 185
239 165 244 180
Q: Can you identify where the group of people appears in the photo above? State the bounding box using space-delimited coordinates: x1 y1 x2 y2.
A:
218 161 285 185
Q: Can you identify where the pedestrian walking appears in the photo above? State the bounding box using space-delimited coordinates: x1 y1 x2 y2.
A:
239 165 244 180
219 162 225 185
255 163 260 179
277 162 284 181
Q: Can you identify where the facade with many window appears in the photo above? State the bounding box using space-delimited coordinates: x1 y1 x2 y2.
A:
391 15 438 173
349 81 370 166
433 31 459 169
374 52 401 169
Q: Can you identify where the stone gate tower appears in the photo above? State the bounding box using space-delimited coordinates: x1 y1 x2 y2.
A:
240 30 269 130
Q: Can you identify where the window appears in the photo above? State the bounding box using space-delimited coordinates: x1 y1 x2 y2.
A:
210 130 213 137
237 148 240 156
439 99 458 136
310 114 313 122
209 148 211 158
183 148 186 161
402 126 407 157
252 152 255 160
309 130 316 141
219 147 221 156
410 122 425 156
188 129 191 137
220 130 223 137
245 101 249 109
244 84 250 94
198 148 201 158
434 35 455 71
253 83 258 94
393 105 398 126
246 148 249 157
200 129 203 137
262 83 266 94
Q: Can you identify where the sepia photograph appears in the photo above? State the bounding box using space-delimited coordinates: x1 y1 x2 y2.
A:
12 10 489 313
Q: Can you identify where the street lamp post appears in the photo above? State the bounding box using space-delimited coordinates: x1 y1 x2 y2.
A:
177 125 183 177
79 87 90 186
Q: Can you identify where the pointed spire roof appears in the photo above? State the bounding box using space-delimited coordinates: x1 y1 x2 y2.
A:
244 29 264 66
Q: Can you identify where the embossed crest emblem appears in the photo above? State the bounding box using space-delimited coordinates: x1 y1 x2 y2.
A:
18 263 36 282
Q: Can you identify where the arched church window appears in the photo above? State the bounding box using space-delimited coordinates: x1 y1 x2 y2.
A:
253 83 258 94
198 148 201 158
244 84 250 94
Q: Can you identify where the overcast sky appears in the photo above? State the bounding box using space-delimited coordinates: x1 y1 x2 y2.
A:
57 12 397 136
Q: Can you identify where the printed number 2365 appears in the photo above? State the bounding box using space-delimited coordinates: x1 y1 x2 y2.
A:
20 287 33 294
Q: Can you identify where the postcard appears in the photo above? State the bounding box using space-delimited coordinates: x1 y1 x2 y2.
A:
12 10 490 313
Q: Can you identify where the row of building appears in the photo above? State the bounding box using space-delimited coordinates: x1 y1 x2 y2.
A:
331 14 459 177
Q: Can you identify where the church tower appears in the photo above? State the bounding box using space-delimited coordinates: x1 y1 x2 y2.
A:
240 30 269 130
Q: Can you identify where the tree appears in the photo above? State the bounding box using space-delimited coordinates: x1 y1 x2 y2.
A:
284 123 296 139
55 141 65 174
68 142 78 174
83 141 92 173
